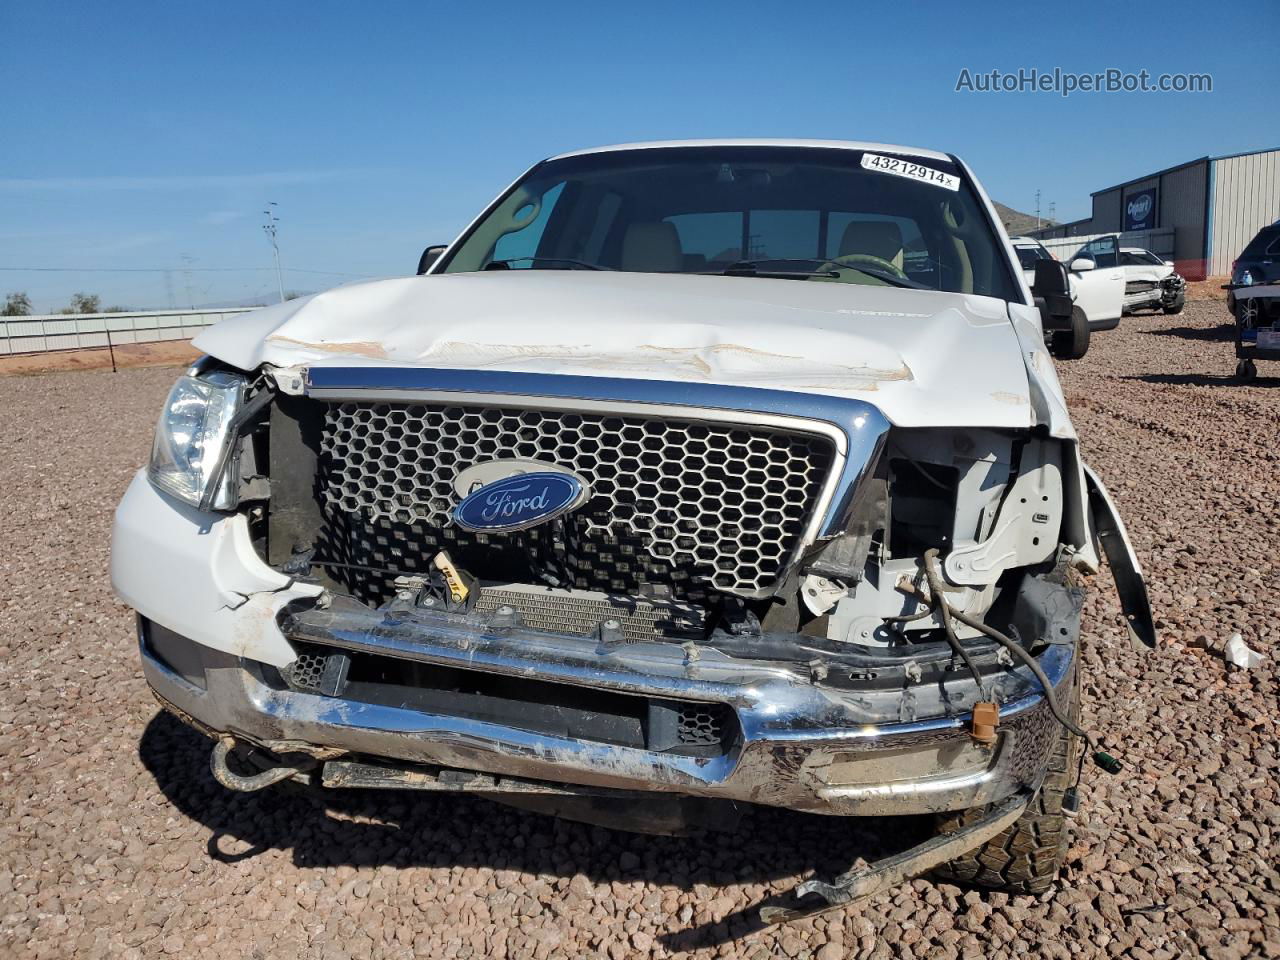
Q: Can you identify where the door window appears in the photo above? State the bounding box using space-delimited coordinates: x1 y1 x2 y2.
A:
1075 236 1119 268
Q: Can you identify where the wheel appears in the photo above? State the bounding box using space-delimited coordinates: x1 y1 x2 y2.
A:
1163 301 1184 315
1049 307 1090 360
1237 359 1257 382
932 679 1080 894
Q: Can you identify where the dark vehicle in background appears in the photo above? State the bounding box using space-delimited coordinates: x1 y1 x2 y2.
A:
1227 221 1280 327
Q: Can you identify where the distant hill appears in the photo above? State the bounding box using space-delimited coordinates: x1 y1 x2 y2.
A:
993 202 1055 237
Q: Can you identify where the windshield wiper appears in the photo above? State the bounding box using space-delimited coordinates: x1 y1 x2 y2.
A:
699 260 840 280
833 263 924 289
484 257 614 271
708 258 925 289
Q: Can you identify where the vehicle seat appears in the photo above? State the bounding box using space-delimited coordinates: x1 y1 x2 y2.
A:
839 221 904 269
621 222 684 272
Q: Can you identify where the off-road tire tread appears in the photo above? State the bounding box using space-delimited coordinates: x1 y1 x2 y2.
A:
932 678 1079 894
1049 308 1091 361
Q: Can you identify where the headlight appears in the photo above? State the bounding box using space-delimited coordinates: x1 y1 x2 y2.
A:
148 371 245 509
1237 269 1255 286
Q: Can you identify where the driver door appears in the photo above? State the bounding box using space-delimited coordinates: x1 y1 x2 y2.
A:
1069 236 1125 324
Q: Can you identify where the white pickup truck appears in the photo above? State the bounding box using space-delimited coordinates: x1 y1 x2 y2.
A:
1011 235 1126 354
113 139 1153 922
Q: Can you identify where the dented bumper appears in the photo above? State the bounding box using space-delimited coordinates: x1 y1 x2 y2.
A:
119 463 1073 817
139 606 1072 817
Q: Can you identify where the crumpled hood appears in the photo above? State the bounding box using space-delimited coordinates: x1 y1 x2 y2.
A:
194 271 1035 428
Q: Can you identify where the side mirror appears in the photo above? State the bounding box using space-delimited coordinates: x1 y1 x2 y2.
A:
1032 259 1073 331
1069 257 1096 273
417 244 448 276
1164 260 1175 268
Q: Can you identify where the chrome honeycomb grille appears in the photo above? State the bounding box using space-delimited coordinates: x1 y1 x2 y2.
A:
316 401 835 601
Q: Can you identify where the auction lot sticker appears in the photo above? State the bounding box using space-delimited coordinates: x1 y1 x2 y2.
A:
861 152 960 191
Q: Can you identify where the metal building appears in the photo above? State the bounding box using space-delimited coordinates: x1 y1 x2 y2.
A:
1032 147 1280 280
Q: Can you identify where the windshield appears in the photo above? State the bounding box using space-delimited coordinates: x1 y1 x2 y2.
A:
438 146 1020 300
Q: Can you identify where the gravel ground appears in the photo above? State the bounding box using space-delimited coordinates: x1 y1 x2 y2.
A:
1 299 1276 960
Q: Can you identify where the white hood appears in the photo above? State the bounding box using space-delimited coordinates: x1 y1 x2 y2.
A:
194 271 1035 429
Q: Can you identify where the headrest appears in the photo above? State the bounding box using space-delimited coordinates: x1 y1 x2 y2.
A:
839 220 904 267
621 222 683 273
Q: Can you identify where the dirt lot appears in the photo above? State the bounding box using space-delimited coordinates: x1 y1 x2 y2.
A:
0 340 202 377
1 299 1276 960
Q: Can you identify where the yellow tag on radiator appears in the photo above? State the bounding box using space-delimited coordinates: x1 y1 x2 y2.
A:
432 550 469 604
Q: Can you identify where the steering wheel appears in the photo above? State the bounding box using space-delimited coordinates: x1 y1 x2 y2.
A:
817 253 909 283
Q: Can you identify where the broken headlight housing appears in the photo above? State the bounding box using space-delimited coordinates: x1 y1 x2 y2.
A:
148 371 245 509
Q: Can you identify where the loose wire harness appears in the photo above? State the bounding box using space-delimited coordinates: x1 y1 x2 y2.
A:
896 552 1121 775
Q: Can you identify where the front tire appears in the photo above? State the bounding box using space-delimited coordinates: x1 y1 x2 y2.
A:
1049 307 1091 360
932 680 1080 894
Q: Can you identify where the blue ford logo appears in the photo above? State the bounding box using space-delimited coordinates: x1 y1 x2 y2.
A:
452 471 586 533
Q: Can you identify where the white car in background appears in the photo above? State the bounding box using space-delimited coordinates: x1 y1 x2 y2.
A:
1120 247 1186 315
1010 236 1125 354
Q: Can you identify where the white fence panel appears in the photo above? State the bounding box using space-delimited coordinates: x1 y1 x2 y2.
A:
0 308 252 356
1036 229 1176 262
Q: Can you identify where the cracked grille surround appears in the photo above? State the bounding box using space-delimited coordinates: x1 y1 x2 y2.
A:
317 401 835 600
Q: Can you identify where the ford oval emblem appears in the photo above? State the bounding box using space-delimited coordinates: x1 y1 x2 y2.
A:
452 471 587 533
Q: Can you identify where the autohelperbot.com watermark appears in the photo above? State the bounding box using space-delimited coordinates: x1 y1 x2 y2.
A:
955 67 1212 97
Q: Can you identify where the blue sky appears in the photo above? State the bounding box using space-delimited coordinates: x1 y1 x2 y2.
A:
2 0 1275 312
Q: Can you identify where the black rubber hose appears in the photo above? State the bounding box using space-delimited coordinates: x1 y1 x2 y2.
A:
897 563 1113 767
922 549 987 698
941 603 1094 745
882 607 935 624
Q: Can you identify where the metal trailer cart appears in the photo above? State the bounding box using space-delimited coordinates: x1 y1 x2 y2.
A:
1225 282 1280 382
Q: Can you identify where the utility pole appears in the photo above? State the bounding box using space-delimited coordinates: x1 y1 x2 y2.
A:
263 202 284 303
1035 189 1042 230
1048 201 1056 224
180 255 195 308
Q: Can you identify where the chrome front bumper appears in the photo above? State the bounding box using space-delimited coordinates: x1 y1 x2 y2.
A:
140 604 1072 817
118 362 1079 820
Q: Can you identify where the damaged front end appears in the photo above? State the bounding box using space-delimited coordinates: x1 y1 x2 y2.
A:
116 361 1150 826
1161 272 1187 311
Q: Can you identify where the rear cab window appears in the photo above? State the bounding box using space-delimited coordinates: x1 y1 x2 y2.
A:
1240 227 1280 258
1015 243 1053 271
